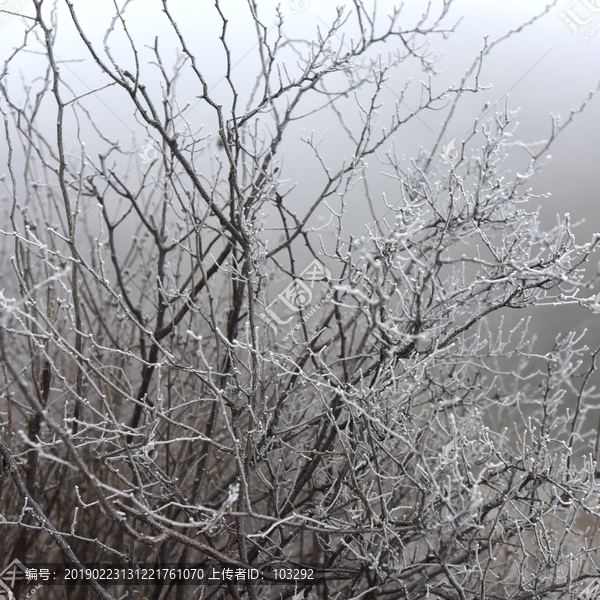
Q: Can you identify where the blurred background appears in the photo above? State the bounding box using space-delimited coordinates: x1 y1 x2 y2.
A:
1 0 599 412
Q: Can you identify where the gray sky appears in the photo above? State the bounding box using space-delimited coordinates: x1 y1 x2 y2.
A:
1 0 599 352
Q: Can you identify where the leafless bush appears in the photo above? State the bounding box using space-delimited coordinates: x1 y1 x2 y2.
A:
2 1 600 599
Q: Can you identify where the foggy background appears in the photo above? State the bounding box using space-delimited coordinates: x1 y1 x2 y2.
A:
1 0 600 411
